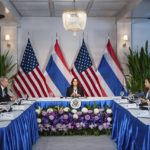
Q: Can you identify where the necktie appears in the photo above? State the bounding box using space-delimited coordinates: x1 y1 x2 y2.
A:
2 89 5 97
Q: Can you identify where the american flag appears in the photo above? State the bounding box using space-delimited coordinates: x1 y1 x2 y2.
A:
71 40 103 97
13 39 49 98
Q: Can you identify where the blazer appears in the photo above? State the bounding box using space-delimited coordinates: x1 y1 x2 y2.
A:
66 86 84 97
0 86 11 102
135 91 150 100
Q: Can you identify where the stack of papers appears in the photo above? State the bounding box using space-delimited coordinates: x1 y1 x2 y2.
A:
136 111 150 118
0 105 12 112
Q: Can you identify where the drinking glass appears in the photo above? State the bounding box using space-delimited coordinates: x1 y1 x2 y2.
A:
120 91 124 98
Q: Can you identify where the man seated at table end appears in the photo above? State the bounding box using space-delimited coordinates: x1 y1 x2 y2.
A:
0 76 16 102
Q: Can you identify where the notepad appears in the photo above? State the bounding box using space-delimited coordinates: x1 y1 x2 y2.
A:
136 111 150 118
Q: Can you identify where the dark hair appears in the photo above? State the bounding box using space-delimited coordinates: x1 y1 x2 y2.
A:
146 77 150 83
144 77 150 95
71 78 79 87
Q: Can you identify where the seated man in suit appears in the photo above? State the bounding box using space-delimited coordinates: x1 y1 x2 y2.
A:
0 77 16 102
66 78 84 97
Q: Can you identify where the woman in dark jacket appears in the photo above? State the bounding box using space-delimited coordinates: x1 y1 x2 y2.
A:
66 78 84 97
134 77 150 105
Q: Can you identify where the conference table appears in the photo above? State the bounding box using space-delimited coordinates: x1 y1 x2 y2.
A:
0 97 150 150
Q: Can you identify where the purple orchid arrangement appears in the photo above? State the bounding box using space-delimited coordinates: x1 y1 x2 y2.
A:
35 104 112 136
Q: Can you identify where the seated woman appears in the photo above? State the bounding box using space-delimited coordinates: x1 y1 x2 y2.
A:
133 77 150 105
66 78 84 97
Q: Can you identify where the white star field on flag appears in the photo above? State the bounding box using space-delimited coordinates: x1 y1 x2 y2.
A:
74 40 92 74
21 39 39 74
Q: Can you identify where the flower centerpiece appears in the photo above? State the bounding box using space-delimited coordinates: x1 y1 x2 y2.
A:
35 103 112 136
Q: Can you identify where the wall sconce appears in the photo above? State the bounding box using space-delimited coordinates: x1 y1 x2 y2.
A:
122 34 128 47
5 34 11 47
5 8 9 14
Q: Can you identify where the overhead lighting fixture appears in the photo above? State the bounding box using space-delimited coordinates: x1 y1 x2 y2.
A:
0 2 5 19
62 0 87 36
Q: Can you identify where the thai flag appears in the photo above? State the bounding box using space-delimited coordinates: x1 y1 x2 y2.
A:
97 40 127 96
44 40 72 97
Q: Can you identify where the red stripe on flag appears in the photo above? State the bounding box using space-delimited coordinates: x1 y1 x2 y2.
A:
46 85 53 96
26 73 42 97
44 75 54 96
71 68 88 97
84 69 101 96
55 40 69 70
36 67 49 96
13 84 22 98
31 69 47 97
14 76 27 96
89 67 107 97
107 40 122 73
18 71 35 97
36 67 46 82
80 73 94 97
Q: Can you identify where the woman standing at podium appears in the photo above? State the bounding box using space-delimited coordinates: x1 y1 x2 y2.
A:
134 77 150 105
66 78 84 97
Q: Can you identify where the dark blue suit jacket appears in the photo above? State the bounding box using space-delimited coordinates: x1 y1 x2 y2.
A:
135 92 150 100
66 86 84 97
0 86 11 102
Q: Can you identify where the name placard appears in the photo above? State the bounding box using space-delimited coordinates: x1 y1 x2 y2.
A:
11 105 26 111
0 113 14 120
21 101 34 105
116 99 128 104
124 103 137 109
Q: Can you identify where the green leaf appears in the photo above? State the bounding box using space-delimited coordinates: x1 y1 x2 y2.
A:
126 41 150 93
0 51 16 82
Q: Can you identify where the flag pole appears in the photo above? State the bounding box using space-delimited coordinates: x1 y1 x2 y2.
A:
108 33 110 40
83 32 84 41
28 32 30 39
56 32 58 40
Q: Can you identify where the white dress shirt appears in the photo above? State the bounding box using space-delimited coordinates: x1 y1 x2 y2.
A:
73 89 77 94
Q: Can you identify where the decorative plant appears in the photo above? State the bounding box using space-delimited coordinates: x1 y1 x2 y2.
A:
0 51 16 81
36 103 112 136
126 40 150 93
